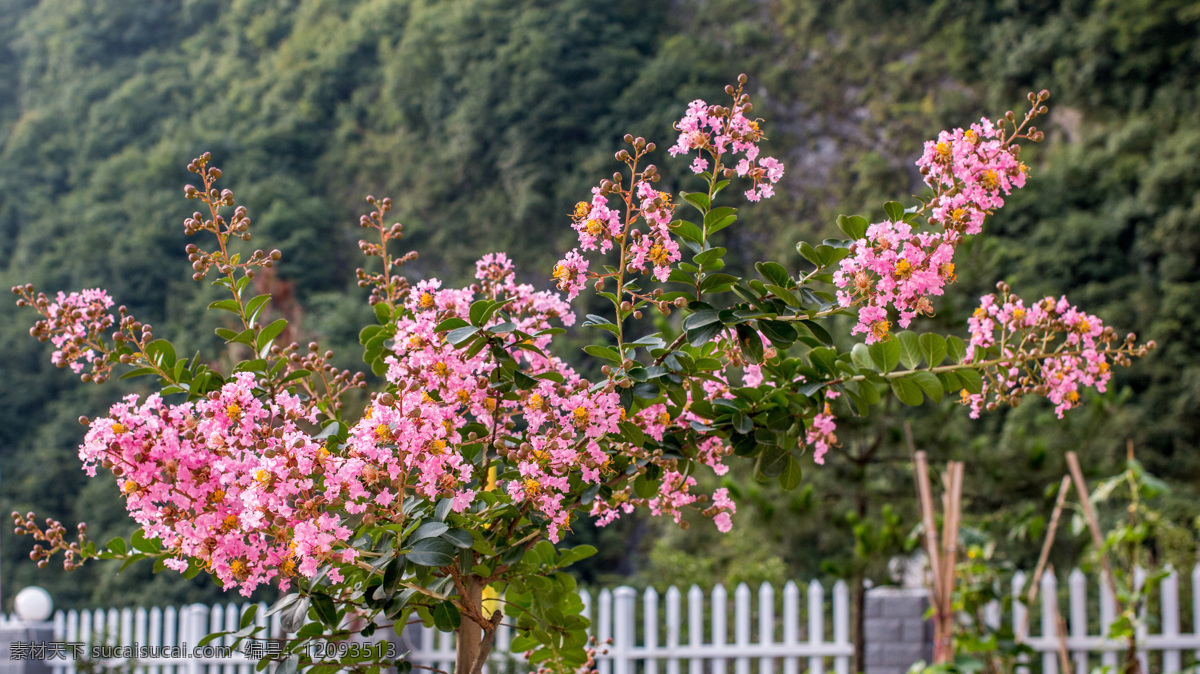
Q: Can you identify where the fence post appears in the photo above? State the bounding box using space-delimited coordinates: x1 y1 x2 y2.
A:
807 580 824 674
832 581 850 674
1069 568 1087 674
185 603 209 674
758 583 774 674
613 587 636 674
645 586 659 674
1162 566 1181 673
687 585 703 674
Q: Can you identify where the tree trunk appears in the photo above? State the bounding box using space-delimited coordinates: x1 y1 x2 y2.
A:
455 580 484 674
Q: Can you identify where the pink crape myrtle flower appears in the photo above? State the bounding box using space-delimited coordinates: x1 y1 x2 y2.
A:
836 118 1027 342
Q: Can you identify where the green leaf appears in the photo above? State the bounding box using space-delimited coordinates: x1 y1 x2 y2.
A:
836 215 869 240
374 302 392 324
851 343 874 372
469 300 492 326
735 324 763 364
890 377 924 406
583 345 621 363
896 331 922 369
107 537 127 556
446 326 480 346
699 273 738 293
779 455 803 490
754 445 789 480
683 307 721 330
146 339 177 369
434 317 470 332
407 538 455 567
440 529 473 549
956 367 984 395
919 334 948 367
256 319 288 352
797 242 822 268
686 322 723 347
310 593 338 627
672 220 703 243
936 370 964 392
682 192 710 213
909 371 944 403
947 336 967 364
758 319 797 348
755 262 791 288
800 320 833 346
693 247 726 268
131 528 159 554
246 294 272 328
432 601 461 631
410 521 449 541
869 339 902 373
634 474 661 499
883 201 905 222
207 298 241 314
704 207 737 233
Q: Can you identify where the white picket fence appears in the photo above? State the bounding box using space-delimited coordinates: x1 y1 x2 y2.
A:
43 580 853 674
40 567 1200 674
1007 566 1200 673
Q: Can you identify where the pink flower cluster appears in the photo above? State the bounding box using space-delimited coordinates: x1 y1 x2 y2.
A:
80 372 355 596
835 119 1027 343
667 95 785 202
963 291 1114 419
806 391 840 465
628 181 682 282
37 289 115 375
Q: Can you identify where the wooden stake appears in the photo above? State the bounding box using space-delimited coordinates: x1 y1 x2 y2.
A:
1019 475 1072 641
1066 451 1120 604
913 450 942 601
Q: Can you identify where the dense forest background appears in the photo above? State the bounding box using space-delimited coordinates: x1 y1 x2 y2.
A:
1 0 1198 611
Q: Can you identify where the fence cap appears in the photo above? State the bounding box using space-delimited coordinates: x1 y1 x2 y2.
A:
14 586 53 622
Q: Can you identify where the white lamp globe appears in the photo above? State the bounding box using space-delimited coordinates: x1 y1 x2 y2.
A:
14 586 53 622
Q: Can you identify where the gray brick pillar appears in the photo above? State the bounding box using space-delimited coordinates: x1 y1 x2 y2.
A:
0 623 56 674
863 587 933 674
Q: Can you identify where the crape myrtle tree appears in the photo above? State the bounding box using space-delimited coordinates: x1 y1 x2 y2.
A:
11 78 1151 673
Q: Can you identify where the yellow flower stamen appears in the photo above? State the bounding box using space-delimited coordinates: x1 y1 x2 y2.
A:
524 479 541 497
572 406 590 427
112 422 126 434
226 403 241 420
528 393 545 411
870 320 891 341
573 202 591 219
935 141 951 160
894 259 912 279
648 244 670 267
981 170 1000 191
418 292 435 310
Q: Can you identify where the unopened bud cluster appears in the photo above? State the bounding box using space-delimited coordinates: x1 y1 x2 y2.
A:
13 512 88 570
